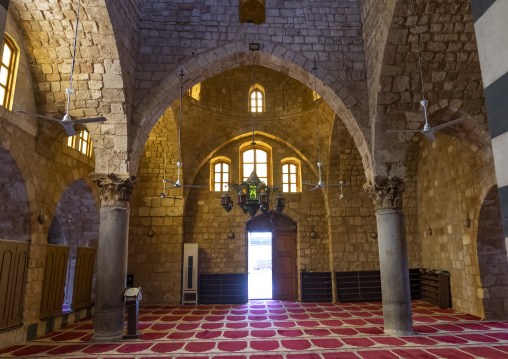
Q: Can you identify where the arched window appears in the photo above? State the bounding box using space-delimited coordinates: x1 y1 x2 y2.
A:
249 83 265 113
187 83 201 101
239 0 266 24
0 34 18 110
67 130 93 158
211 157 231 192
240 142 271 185
281 158 301 193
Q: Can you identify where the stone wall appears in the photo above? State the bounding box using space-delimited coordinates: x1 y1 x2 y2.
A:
128 106 184 304
327 119 380 272
184 134 331 275
416 134 496 316
477 186 508 320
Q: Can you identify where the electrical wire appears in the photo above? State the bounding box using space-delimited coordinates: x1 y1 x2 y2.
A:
69 0 80 93
411 0 426 102
66 0 81 115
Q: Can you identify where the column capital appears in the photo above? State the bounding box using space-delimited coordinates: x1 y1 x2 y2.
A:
363 177 405 211
90 172 136 204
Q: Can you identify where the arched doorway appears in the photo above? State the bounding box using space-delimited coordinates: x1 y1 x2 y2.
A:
246 212 297 300
0 145 30 241
49 179 99 313
0 145 30 331
477 186 508 319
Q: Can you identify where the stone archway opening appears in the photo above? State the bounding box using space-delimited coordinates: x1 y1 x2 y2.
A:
477 185 508 320
51 179 99 312
0 145 30 242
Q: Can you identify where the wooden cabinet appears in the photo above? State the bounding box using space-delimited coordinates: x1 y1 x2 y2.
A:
198 273 247 304
301 272 332 302
336 269 421 303
420 269 451 309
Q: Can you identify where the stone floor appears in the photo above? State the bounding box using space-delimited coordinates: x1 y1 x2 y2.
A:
2 300 508 358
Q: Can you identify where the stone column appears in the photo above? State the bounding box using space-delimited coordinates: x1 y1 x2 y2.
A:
90 172 136 342
364 177 413 336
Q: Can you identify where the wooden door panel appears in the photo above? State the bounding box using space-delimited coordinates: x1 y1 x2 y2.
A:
72 247 96 310
0 242 15 330
40 245 69 319
40 248 55 318
272 232 297 300
8 244 28 327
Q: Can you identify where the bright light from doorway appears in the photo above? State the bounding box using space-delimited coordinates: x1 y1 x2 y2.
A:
248 232 272 299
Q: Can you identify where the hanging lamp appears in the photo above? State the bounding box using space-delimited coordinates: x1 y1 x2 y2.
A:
220 48 285 218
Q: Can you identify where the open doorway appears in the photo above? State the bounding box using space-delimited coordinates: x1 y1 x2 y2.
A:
248 232 272 299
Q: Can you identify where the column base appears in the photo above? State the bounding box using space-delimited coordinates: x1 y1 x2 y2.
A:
91 333 124 342
383 328 415 337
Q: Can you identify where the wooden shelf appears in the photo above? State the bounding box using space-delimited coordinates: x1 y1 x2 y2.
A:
420 269 450 309
198 273 247 304
336 268 421 303
301 272 332 302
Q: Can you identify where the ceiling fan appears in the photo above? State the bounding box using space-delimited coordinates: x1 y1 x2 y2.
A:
17 0 106 136
162 71 207 190
304 60 349 192
150 191 182 200
386 99 464 142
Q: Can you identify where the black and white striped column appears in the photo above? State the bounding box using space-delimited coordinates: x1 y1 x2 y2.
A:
471 0 508 236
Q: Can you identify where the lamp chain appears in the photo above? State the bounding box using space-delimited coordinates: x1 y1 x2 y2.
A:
313 59 322 165
251 51 256 148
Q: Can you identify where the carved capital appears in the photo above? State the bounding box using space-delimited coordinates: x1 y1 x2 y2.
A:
363 177 405 211
90 172 136 204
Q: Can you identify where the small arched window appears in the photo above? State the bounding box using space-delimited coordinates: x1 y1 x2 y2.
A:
281 158 301 193
240 142 271 185
0 34 18 110
211 157 231 192
249 83 265 113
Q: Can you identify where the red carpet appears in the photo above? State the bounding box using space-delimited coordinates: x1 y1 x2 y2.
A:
3 300 508 358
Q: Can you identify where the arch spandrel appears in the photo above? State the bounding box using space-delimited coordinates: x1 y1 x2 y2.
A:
130 44 373 181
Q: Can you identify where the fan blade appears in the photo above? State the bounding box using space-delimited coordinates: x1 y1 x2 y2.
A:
17 110 61 122
303 182 317 186
163 179 176 184
61 122 77 136
432 118 464 131
386 129 421 133
73 117 107 124
308 186 320 191
423 131 436 142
